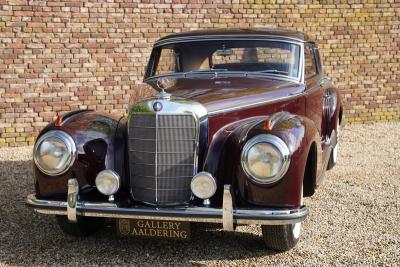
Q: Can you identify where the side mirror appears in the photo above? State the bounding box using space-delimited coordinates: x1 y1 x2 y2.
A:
319 76 332 87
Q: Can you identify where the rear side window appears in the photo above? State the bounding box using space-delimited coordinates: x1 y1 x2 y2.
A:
304 44 317 78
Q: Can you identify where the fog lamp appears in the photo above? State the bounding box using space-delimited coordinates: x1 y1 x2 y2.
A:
190 172 217 200
95 169 121 196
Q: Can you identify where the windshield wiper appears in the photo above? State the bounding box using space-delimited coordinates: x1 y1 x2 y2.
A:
184 69 229 78
187 69 228 73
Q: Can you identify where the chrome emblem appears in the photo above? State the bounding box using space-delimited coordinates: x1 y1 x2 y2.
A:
153 101 163 112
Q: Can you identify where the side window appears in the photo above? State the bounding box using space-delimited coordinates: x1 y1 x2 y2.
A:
304 44 317 78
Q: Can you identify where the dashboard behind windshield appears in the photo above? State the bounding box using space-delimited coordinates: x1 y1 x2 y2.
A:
146 39 301 80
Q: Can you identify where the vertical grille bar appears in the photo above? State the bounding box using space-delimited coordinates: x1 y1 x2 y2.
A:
155 113 158 203
129 113 197 206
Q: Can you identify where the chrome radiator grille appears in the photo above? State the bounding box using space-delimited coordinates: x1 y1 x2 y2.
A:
129 113 197 205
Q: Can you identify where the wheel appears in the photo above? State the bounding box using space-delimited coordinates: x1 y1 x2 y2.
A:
56 215 105 237
261 187 303 251
327 118 339 170
261 223 301 251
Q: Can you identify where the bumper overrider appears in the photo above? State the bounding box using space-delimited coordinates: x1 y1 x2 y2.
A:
26 178 308 231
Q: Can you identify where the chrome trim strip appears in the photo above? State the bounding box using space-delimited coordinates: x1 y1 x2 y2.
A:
155 35 305 47
26 194 309 226
129 138 196 141
131 162 194 166
133 186 191 191
134 175 193 179
207 91 304 116
67 178 78 222
304 84 322 95
145 72 300 86
129 150 194 154
155 111 158 203
130 126 197 129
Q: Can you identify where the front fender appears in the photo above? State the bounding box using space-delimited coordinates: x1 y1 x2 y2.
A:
33 110 126 200
204 112 318 208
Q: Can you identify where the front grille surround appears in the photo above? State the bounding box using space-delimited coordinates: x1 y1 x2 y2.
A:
128 107 202 206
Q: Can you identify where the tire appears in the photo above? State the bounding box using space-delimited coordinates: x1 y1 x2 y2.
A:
56 216 105 237
327 118 339 170
261 223 301 251
261 187 303 251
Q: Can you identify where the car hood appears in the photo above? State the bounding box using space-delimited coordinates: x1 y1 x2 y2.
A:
145 76 305 115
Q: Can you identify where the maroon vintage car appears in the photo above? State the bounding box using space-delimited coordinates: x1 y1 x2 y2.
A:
26 29 343 251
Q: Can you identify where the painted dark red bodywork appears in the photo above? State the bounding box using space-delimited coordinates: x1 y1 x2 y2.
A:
34 76 340 209
33 31 342 211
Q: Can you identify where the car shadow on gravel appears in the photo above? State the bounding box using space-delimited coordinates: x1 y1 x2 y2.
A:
0 159 279 266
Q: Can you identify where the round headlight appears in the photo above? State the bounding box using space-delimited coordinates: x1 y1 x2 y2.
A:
241 134 290 184
95 169 121 196
34 130 76 176
191 172 217 200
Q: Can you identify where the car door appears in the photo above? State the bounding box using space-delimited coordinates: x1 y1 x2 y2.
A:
304 43 331 183
304 43 324 135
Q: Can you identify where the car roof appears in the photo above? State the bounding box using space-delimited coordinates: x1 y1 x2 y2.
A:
156 28 314 44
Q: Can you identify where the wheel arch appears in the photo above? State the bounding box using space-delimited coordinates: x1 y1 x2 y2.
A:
303 141 317 197
339 105 344 126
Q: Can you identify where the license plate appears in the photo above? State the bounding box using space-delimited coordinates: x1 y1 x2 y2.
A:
116 218 190 240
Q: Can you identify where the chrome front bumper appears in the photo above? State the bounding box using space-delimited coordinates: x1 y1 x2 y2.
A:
26 180 308 230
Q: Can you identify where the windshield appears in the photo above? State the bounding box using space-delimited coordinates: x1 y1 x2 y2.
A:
146 39 301 80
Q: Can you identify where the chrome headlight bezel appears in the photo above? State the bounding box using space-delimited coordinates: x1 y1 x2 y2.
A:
241 134 291 184
33 130 76 176
190 172 217 200
95 169 121 196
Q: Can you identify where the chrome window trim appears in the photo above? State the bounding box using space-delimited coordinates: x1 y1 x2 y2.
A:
154 35 305 47
33 130 77 176
147 37 305 83
144 71 301 85
240 134 291 185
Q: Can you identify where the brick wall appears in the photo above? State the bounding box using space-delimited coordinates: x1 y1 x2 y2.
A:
1 0 399 147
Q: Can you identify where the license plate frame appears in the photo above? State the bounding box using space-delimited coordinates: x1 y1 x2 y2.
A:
116 218 191 240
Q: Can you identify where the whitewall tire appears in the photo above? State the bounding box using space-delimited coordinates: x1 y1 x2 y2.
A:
327 118 340 170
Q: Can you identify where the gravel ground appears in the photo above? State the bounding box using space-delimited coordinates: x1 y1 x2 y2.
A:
0 121 399 266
